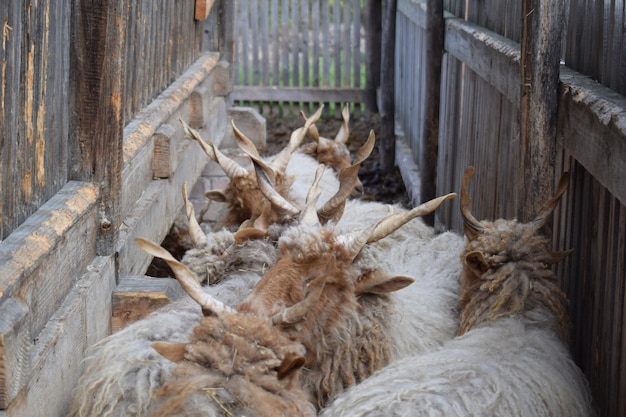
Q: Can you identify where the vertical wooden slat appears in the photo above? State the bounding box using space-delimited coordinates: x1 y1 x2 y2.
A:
419 0 444 225
379 0 396 173
518 0 564 222
281 0 289 88
0 2 20 238
365 0 381 113
70 0 127 256
250 0 260 88
312 0 320 100
352 0 361 116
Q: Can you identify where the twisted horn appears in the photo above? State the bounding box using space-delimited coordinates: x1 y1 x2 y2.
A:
272 275 326 325
334 103 350 144
231 120 262 159
252 159 300 216
366 193 457 244
530 172 570 230
300 165 326 226
135 237 235 316
460 166 485 238
316 163 361 225
182 183 208 248
272 105 325 173
182 119 248 179
352 130 376 165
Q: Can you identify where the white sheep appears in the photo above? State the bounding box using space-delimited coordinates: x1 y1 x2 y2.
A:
319 167 595 417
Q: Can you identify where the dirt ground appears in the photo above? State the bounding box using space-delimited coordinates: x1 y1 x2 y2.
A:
261 111 411 208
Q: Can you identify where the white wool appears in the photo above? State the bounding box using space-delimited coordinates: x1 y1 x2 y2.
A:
384 231 463 359
286 151 341 207
320 316 594 417
68 300 201 417
69 271 264 417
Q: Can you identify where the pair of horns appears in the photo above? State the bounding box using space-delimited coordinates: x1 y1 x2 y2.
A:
339 193 457 261
302 103 350 146
135 237 324 328
460 166 570 238
251 130 376 225
135 237 235 316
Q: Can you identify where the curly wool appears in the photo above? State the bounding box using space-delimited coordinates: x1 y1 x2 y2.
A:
68 300 202 417
181 229 277 286
147 312 315 417
320 317 594 417
458 219 570 338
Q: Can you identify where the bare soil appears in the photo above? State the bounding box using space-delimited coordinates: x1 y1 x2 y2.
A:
261 111 410 207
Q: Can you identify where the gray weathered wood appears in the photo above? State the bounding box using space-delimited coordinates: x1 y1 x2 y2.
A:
558 67 626 206
518 0 564 222
0 181 99 408
71 0 128 256
379 0 397 174
419 0 444 226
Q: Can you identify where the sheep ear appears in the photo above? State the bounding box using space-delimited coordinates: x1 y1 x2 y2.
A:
355 271 415 295
206 190 227 203
152 341 186 363
464 251 490 275
276 353 306 380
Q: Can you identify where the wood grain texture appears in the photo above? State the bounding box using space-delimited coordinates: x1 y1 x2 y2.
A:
0 181 98 409
195 0 215 20
2 256 115 417
112 276 186 332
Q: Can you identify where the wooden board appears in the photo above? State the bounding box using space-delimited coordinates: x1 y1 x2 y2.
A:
0 181 99 408
2 256 116 417
111 276 186 332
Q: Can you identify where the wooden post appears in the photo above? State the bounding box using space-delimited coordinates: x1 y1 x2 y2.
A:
365 0 382 114
70 0 127 256
519 0 564 222
420 0 444 226
379 0 397 175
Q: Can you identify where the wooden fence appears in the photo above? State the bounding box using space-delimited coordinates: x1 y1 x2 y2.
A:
397 1 626 417
231 0 367 116
0 2 234 415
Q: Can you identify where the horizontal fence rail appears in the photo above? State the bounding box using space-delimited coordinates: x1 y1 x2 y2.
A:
232 0 367 116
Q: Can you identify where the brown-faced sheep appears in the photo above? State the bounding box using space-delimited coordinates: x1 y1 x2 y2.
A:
319 167 594 417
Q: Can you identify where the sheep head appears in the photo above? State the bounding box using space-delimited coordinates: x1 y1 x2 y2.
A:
237 192 456 406
458 166 573 339
135 237 314 417
181 109 323 228
300 104 366 195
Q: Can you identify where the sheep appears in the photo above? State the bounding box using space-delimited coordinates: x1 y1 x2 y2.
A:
234 189 456 408
181 107 326 228
318 167 595 417
298 104 365 195
70 188 455 416
133 239 316 417
240 154 463 360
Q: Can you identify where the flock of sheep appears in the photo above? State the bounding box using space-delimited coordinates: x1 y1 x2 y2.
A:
68 105 595 417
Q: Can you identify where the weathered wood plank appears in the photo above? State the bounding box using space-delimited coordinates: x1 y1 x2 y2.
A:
518 0 564 222
112 276 186 332
232 86 367 103
0 181 99 408
558 67 626 206
2 256 115 417
419 0 444 226
71 0 128 256
444 16 521 104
